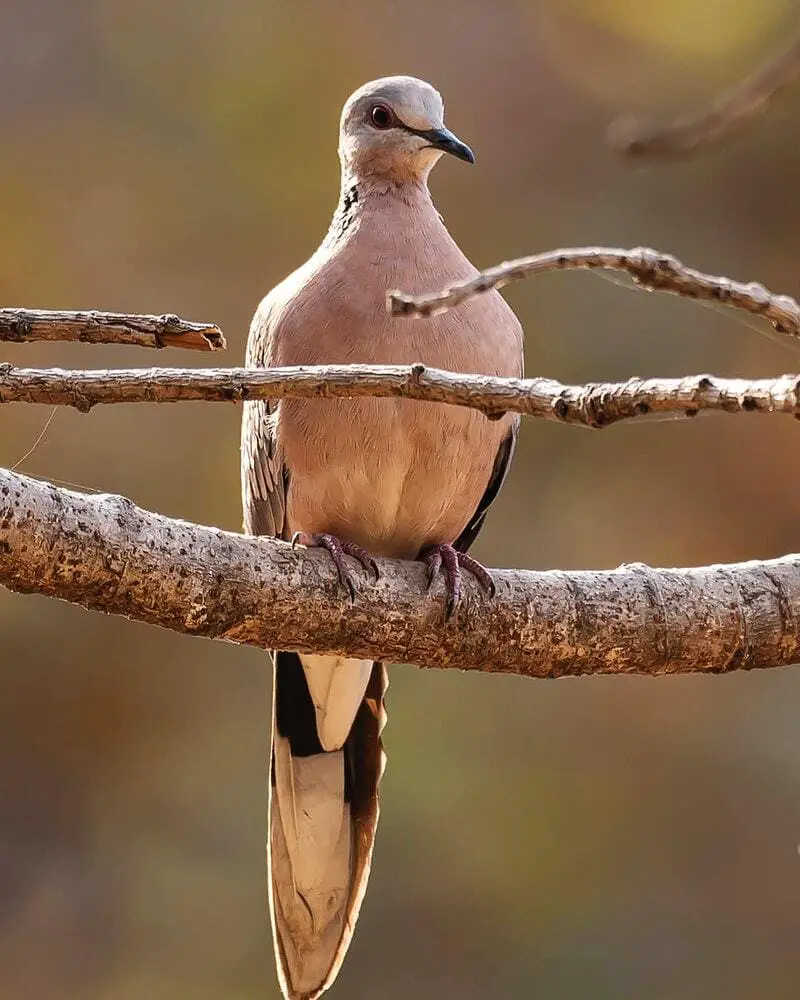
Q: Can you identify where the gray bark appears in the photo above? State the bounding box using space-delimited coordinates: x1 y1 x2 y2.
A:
1 364 799 427
0 308 225 351
389 246 800 349
1 467 797 678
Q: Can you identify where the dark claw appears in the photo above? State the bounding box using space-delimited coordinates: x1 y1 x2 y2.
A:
290 531 378 600
336 537 380 582
440 545 461 620
421 543 496 620
456 551 497 598
425 548 442 591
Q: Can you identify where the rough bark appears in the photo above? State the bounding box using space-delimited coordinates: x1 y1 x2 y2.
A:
0 308 226 351
1 467 798 678
389 246 800 347
1 364 799 426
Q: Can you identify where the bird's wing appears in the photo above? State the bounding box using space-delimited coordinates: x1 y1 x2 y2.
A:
241 293 385 1000
454 291 523 555
454 416 519 554
241 301 287 539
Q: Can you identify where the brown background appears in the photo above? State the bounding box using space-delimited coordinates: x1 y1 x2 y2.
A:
2 1 800 997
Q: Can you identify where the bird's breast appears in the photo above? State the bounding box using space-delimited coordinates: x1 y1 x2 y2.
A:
280 393 508 559
269 210 521 558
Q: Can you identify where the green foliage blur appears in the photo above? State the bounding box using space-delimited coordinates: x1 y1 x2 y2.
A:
2 1 800 997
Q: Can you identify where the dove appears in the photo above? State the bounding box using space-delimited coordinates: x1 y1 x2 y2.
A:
241 75 523 999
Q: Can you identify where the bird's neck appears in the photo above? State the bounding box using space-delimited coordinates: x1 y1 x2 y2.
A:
324 170 435 247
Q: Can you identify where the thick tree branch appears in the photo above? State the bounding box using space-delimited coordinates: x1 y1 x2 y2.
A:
0 308 226 351
389 246 800 347
608 35 800 157
1 466 798 677
1 363 799 426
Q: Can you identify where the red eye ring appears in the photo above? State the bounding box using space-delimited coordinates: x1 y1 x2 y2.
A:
369 104 393 129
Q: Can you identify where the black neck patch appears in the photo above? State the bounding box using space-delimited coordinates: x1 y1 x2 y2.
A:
327 182 359 242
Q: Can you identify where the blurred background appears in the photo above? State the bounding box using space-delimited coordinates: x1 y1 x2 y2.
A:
2 1 800 997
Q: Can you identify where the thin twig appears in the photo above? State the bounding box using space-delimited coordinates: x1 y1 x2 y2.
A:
608 35 800 157
1 364 799 425
1 467 799 677
0 308 226 351
388 246 800 347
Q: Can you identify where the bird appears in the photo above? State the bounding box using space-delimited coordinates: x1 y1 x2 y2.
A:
241 75 523 1000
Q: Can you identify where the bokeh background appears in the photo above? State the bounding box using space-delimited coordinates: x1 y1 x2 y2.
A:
2 1 800 997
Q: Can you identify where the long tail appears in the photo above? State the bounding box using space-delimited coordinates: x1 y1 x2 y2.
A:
268 651 387 1000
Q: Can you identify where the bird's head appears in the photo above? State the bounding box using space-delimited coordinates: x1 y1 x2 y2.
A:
338 76 474 183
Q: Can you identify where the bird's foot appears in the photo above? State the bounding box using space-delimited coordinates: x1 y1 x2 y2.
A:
420 543 496 620
291 531 380 600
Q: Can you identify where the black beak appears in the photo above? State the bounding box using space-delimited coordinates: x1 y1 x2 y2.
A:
415 126 475 164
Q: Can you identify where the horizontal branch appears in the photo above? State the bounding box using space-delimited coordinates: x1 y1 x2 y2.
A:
0 308 226 351
0 364 799 425
389 246 800 346
1 467 799 677
608 35 800 157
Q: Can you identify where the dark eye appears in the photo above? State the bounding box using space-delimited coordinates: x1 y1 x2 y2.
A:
369 104 393 129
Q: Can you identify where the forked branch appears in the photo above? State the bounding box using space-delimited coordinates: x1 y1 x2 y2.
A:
389 246 800 349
